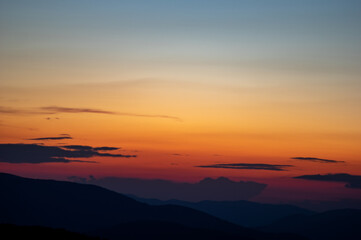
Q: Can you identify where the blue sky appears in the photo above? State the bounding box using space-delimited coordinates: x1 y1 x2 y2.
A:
1 0 360 75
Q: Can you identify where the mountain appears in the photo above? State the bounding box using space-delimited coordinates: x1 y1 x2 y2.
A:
92 221 250 240
259 209 361 240
0 173 305 240
288 198 361 212
132 197 314 227
79 175 267 201
0 222 249 240
0 224 97 240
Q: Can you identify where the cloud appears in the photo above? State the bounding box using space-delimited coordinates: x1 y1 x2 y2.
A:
291 157 345 163
94 147 120 151
0 143 136 164
45 117 60 120
0 106 21 114
61 145 135 158
41 106 115 115
69 176 267 201
294 173 361 189
63 145 119 151
0 106 46 115
62 145 93 150
171 153 190 157
0 105 182 121
28 134 73 141
196 163 293 171
40 106 182 121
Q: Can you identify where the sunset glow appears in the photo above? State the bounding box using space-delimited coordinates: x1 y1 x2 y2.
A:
1 0 360 204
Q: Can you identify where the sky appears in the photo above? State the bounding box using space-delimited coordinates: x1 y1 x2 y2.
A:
1 0 361 203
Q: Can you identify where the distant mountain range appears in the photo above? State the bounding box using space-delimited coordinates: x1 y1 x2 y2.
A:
1 172 360 240
71 174 361 212
133 196 361 239
131 197 315 227
73 175 267 201
0 173 304 240
287 198 361 212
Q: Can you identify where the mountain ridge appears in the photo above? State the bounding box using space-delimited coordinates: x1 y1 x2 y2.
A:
131 196 315 227
0 172 305 240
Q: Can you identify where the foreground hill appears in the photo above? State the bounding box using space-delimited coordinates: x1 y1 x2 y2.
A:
0 173 305 240
0 224 97 240
92 221 253 240
260 209 361 240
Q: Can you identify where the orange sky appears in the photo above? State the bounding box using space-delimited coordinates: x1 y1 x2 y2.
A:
1 1 361 202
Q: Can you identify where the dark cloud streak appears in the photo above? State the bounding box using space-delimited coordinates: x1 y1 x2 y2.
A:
40 106 182 121
62 145 93 150
292 157 344 163
94 147 120 151
171 153 190 157
295 173 361 189
0 106 47 115
0 105 182 121
28 136 73 141
0 143 136 164
61 145 135 158
41 106 115 115
196 163 293 171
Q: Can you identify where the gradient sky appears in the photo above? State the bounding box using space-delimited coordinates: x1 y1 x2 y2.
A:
1 0 361 202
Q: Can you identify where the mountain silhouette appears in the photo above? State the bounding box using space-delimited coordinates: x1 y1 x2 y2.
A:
0 173 306 240
0 224 97 240
73 175 266 201
287 198 361 212
132 197 314 227
92 220 250 240
259 209 361 240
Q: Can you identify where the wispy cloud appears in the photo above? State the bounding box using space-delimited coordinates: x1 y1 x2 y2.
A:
171 153 190 157
0 106 46 115
196 163 293 171
291 157 345 163
61 145 134 157
0 105 182 121
0 143 136 164
41 106 115 115
295 173 361 189
28 134 73 141
42 106 183 121
94 147 120 151
45 117 60 120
